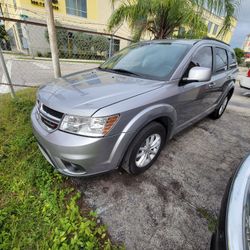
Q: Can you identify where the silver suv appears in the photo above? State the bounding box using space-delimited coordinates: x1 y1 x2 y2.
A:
31 39 238 177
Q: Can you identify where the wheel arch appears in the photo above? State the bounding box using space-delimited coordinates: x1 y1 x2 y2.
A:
121 103 177 139
115 104 177 171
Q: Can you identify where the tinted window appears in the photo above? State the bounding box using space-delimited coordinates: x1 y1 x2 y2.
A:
100 43 190 80
228 51 237 69
215 48 228 72
182 47 212 79
192 47 213 69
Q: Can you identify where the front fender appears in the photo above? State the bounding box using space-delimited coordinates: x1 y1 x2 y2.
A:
107 104 177 169
122 104 177 138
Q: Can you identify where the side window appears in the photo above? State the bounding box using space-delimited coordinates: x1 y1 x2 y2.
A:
215 48 228 73
192 47 213 68
182 46 212 78
228 51 237 69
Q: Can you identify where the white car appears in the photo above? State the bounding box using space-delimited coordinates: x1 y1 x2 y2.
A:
239 75 250 89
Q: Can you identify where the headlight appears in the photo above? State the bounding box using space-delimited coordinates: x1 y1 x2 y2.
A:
60 114 119 137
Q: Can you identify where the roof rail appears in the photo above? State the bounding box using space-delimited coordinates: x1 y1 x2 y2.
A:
201 37 230 46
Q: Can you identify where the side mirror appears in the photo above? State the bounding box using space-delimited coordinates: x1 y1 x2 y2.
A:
184 67 212 83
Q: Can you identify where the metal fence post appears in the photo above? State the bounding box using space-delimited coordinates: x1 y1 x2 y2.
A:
108 1 115 58
108 35 113 58
45 0 61 78
0 48 16 98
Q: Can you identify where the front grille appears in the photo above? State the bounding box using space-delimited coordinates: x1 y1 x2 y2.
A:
41 116 58 130
37 102 64 131
42 105 63 119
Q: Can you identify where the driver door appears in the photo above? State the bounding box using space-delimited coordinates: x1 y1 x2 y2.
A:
173 46 216 128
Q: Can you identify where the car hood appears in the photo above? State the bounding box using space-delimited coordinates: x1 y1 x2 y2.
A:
38 69 164 116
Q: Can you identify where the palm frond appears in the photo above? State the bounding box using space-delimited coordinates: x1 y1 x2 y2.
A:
194 0 240 38
108 0 215 40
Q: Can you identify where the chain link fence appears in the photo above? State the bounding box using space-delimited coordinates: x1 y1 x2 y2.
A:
0 17 132 94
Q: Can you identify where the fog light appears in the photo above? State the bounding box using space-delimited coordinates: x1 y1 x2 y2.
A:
61 160 86 174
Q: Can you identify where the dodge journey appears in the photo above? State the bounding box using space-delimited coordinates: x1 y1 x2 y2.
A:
31 39 238 176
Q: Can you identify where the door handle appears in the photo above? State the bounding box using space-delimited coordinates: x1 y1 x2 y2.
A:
208 82 216 88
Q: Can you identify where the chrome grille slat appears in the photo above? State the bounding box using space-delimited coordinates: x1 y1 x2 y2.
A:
39 108 61 123
36 102 64 131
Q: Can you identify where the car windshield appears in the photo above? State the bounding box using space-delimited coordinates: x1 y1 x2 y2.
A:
99 42 190 80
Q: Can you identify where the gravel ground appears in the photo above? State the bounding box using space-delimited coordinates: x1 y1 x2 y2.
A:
70 83 250 250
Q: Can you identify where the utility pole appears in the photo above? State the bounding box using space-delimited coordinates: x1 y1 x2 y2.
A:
0 48 16 98
45 0 61 78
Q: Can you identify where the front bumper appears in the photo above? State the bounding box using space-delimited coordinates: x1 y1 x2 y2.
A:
31 107 129 177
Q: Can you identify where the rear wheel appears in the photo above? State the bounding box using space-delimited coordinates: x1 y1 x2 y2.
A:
123 122 166 175
210 95 229 119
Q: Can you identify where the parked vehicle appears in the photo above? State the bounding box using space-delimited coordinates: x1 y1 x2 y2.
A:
239 71 250 90
31 39 238 177
210 154 250 250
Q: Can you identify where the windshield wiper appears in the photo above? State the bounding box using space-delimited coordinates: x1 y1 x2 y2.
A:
99 67 141 77
111 68 141 76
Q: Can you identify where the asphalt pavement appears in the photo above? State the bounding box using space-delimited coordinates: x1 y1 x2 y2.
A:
0 55 98 93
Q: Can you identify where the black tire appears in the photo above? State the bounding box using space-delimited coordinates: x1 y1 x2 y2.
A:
209 95 229 120
124 122 166 175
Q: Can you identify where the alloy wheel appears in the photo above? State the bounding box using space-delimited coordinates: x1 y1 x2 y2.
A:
135 134 161 168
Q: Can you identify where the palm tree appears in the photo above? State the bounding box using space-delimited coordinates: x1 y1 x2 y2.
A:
108 0 239 41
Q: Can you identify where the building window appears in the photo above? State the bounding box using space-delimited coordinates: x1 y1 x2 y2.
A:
16 23 25 48
213 24 219 35
113 39 120 53
207 21 213 33
7 28 16 50
66 0 87 18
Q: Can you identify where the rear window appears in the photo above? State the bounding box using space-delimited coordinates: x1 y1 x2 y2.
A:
228 51 237 69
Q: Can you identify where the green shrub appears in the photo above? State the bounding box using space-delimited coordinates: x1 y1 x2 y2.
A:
234 47 245 65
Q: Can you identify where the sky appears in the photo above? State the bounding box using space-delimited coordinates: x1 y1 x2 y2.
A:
230 0 250 48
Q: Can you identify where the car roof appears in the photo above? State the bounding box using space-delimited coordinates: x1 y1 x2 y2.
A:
140 38 232 50
140 39 199 45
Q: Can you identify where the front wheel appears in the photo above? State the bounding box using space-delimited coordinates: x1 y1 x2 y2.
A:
123 122 166 175
209 95 229 119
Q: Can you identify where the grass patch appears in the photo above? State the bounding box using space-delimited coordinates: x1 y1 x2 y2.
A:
196 207 218 232
0 89 119 249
